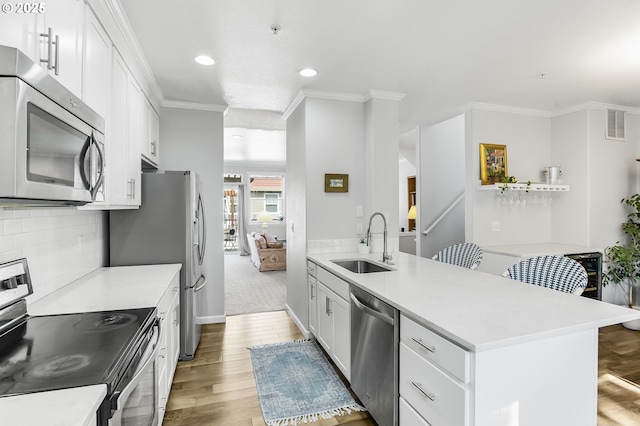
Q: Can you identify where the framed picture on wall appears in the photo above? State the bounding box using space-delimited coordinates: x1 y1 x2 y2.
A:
324 173 349 192
479 143 508 185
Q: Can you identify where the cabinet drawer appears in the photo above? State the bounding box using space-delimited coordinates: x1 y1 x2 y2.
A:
306 260 317 278
400 396 432 426
317 267 349 300
401 314 469 383
400 343 469 426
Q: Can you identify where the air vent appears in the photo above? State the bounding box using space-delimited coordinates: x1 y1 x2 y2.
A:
606 109 626 140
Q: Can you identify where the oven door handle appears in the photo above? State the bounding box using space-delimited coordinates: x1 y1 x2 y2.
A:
110 319 161 415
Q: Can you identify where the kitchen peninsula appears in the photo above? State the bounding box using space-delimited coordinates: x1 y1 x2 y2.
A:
307 251 640 426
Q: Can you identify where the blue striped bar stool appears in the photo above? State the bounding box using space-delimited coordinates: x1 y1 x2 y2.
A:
432 243 484 270
502 255 588 295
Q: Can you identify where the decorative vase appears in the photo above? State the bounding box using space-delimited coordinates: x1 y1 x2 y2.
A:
622 307 640 330
358 243 369 255
622 319 640 330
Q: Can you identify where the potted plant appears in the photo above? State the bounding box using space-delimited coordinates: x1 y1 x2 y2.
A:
358 235 369 254
603 194 640 329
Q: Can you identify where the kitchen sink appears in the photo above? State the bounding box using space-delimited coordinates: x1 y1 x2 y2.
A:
331 259 393 273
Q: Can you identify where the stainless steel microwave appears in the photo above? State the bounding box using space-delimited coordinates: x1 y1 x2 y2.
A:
0 45 105 206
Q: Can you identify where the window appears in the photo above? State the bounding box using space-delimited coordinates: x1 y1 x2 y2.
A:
249 175 284 222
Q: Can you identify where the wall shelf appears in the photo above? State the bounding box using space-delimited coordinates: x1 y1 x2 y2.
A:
476 183 570 192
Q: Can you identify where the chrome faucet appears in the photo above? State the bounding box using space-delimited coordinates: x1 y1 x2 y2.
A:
367 212 392 263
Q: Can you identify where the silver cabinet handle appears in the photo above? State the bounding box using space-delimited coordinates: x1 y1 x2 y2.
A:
151 140 157 155
131 178 136 199
39 28 59 75
40 27 54 70
411 381 436 401
412 337 435 353
306 266 313 272
325 297 332 315
310 283 315 300
53 34 59 75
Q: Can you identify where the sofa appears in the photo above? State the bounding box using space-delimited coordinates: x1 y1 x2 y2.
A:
247 232 286 272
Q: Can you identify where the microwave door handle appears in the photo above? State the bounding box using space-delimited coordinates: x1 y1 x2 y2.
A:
90 133 105 201
78 135 91 191
110 320 160 415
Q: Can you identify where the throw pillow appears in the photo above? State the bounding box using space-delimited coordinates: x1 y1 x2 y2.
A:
266 242 283 248
256 237 267 249
263 234 278 243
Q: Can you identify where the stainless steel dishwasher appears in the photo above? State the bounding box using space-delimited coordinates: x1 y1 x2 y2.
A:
350 285 399 426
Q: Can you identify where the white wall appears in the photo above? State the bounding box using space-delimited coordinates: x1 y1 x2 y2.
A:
159 106 225 323
468 109 552 246
0 209 105 304
305 98 365 243
364 98 400 254
420 114 466 258
549 110 589 246
285 101 308 331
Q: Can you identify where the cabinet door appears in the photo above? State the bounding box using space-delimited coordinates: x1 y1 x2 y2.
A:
141 99 160 167
332 293 350 381
316 283 333 353
149 107 160 164
0 12 40 62
127 77 142 206
308 275 317 336
107 49 130 206
82 5 110 119
42 0 83 96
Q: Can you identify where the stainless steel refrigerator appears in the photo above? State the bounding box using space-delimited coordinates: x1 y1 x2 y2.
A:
109 171 207 360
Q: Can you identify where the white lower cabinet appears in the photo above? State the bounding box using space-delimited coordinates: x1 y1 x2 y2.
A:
400 396 432 426
311 265 350 381
400 314 470 426
307 261 317 335
157 275 180 423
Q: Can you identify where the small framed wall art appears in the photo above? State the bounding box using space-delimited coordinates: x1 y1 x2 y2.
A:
324 173 349 192
479 143 508 185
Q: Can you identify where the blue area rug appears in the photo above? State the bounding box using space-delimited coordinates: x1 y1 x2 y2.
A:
249 339 364 426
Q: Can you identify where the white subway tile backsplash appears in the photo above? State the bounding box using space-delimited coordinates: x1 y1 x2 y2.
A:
307 237 399 256
0 208 105 305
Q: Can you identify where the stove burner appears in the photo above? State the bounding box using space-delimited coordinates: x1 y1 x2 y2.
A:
17 354 91 383
74 312 138 332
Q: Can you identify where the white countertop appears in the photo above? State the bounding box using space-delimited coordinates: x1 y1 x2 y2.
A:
29 263 182 315
6 264 181 425
0 385 107 426
308 252 639 352
481 242 601 257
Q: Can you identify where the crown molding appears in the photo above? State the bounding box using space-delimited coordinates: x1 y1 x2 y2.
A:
282 91 306 121
461 101 640 119
364 90 406 102
105 0 164 104
162 100 228 112
552 101 640 116
283 89 406 120
460 102 554 118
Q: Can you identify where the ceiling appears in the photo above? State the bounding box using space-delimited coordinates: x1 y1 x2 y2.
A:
120 0 640 159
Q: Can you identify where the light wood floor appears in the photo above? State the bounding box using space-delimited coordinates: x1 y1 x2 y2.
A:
163 311 640 426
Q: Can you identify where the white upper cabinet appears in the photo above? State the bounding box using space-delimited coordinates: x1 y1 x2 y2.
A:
142 97 160 168
82 4 110 119
0 0 83 96
127 77 142 206
106 48 142 208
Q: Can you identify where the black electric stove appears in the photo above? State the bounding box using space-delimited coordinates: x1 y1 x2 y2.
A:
0 306 156 397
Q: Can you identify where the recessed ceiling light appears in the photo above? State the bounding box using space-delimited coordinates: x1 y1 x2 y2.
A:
231 134 243 140
195 55 215 66
299 68 318 77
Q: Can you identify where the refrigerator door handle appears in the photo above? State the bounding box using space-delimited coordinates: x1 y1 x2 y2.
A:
197 192 207 263
193 274 207 292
